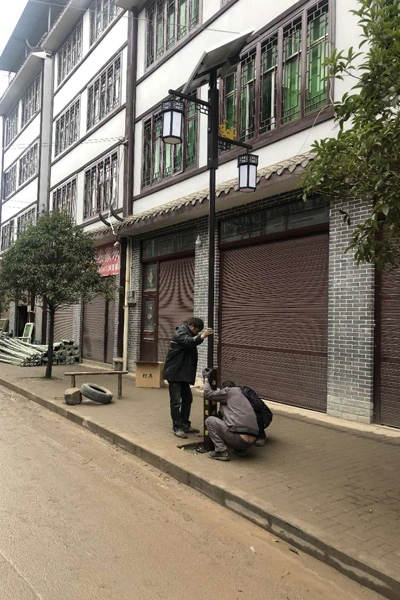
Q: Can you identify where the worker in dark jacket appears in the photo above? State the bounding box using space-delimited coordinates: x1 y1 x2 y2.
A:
204 379 258 461
164 318 213 439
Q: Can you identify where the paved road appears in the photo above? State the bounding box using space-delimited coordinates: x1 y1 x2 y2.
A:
0 387 384 600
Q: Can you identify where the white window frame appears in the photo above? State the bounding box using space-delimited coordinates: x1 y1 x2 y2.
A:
89 0 121 46
19 142 39 186
17 206 37 238
84 151 118 219
3 164 17 198
57 22 83 85
87 56 121 131
52 178 77 222
55 99 80 156
5 105 19 147
0 220 14 251
21 76 41 128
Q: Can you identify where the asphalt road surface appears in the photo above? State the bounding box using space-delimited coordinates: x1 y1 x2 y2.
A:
0 386 384 600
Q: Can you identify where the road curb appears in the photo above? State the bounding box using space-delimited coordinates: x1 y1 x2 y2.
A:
1 377 399 600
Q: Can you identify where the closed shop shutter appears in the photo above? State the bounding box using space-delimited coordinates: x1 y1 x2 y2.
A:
220 234 328 411
53 305 74 342
106 299 117 364
157 257 195 363
83 295 106 362
377 267 400 428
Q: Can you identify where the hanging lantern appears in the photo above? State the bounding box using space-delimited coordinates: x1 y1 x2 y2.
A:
161 99 184 145
237 153 259 192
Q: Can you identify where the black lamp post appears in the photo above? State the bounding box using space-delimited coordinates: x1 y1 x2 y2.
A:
162 30 258 451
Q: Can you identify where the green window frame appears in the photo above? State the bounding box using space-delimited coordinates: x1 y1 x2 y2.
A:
221 0 330 142
146 0 200 68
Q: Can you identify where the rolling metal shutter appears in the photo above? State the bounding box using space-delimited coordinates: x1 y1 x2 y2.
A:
220 234 328 411
83 295 106 363
157 257 195 363
377 267 400 428
53 305 74 342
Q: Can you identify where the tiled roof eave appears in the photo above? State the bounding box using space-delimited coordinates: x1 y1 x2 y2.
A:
87 152 314 239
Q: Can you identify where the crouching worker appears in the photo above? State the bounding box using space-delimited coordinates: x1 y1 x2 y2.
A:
204 377 258 462
241 385 273 447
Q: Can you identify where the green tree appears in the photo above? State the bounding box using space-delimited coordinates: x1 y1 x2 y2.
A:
0 211 114 378
302 0 400 268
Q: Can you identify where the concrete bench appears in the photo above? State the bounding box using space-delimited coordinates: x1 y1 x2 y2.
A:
65 370 128 399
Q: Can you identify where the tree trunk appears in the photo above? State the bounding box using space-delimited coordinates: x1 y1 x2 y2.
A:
46 305 55 379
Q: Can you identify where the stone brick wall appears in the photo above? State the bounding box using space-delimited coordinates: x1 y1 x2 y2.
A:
127 237 142 372
326 198 375 423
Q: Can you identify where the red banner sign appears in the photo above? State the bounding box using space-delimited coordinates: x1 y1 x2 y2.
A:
96 243 120 276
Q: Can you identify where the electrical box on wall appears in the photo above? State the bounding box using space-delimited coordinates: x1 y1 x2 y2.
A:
127 290 136 305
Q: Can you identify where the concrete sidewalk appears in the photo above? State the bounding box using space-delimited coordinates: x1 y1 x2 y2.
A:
0 362 399 599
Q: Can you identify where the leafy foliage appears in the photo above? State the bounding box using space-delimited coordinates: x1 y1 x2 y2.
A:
0 211 115 377
302 0 400 268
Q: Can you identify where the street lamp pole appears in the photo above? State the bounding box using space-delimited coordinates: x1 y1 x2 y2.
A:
206 67 219 370
166 84 254 451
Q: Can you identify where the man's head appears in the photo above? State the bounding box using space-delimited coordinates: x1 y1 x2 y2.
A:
221 380 236 388
188 317 204 335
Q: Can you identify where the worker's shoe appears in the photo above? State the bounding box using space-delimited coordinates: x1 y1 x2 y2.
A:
255 438 267 447
208 450 230 461
182 425 200 434
174 429 188 439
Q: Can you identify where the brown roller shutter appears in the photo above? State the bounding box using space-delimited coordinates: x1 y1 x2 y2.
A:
105 299 117 364
377 266 400 428
220 234 328 411
53 305 74 342
83 295 106 362
157 257 195 362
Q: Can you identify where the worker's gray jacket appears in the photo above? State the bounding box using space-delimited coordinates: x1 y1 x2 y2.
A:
204 382 258 436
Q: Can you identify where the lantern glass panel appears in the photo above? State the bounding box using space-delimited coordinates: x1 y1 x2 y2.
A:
239 164 248 190
248 163 257 189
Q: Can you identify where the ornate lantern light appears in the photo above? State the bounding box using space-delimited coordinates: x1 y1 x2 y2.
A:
237 153 259 192
161 99 184 145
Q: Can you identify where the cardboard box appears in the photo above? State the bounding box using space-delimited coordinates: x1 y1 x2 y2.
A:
135 361 164 388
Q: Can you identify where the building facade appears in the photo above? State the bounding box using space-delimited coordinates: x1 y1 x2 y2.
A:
1 0 399 429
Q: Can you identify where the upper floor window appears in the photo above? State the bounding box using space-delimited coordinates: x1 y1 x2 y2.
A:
19 142 39 186
5 105 19 147
17 207 36 238
221 197 329 243
55 99 80 156
58 22 83 85
142 94 197 188
221 0 329 143
87 56 121 130
21 76 41 128
1 220 14 251
89 0 120 46
3 165 17 199
146 0 200 68
53 178 77 221
84 151 118 219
